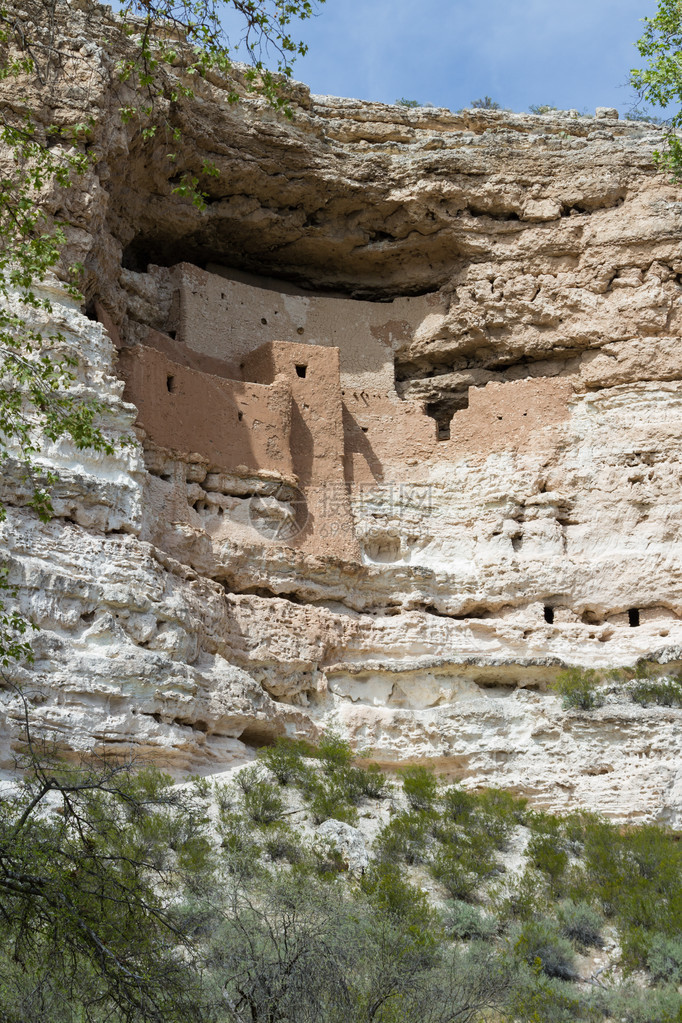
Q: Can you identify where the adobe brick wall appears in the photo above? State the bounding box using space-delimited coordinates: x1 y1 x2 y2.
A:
243 340 360 561
117 266 580 566
163 262 445 393
118 342 293 475
444 377 573 456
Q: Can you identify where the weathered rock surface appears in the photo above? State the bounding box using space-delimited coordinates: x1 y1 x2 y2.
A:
2 0 682 824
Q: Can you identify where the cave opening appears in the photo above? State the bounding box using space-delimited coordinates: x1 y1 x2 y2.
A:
628 608 640 628
544 606 554 624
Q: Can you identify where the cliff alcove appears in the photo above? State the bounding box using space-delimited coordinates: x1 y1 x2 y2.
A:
2 0 682 824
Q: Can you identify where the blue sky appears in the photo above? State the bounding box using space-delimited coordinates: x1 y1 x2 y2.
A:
223 0 662 116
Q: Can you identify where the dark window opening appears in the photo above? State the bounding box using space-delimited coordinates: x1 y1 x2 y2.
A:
295 364 307 378
237 410 243 421
166 375 176 393
361 426 369 433
297 326 304 335
628 608 640 628
261 317 267 325
426 394 467 442
168 329 176 340
544 606 554 624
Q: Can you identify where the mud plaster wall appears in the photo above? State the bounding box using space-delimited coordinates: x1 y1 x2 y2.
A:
165 262 444 393
119 264 582 537
118 342 293 475
243 341 359 561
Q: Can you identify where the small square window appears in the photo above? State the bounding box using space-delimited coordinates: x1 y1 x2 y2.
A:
295 364 307 378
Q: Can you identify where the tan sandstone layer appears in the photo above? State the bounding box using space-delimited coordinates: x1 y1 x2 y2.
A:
1 0 682 823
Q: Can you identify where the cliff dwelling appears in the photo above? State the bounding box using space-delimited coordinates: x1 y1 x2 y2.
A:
113 261 574 566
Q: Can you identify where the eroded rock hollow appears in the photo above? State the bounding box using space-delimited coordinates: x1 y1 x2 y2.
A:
2 0 682 822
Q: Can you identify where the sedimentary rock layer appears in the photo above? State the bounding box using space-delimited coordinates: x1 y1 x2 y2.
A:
2 0 682 823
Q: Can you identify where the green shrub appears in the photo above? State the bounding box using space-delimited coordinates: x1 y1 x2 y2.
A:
311 843 347 877
235 764 263 794
475 787 527 847
557 901 603 948
529 103 558 114
527 833 569 891
307 777 358 826
375 809 433 865
262 824 303 864
257 737 312 784
401 765 439 810
549 668 604 710
512 918 576 980
429 846 479 901
317 731 353 772
647 933 682 983
630 676 682 707
441 785 476 821
395 97 420 107
217 812 263 875
444 900 497 940
491 865 553 923
242 779 286 825
471 96 500 109
603 983 682 1023
360 862 435 927
507 965 599 1023
344 763 388 800
212 781 234 814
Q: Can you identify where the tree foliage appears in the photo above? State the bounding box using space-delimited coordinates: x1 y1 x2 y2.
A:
631 0 682 175
0 707 212 1021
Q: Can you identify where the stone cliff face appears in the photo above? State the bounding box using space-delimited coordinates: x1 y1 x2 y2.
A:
3 0 682 823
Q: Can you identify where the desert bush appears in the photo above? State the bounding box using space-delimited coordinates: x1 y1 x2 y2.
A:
492 865 553 923
429 846 479 901
307 777 358 826
630 676 682 707
257 736 312 784
360 862 435 927
401 765 439 810
262 823 303 864
529 103 558 114
444 899 497 940
646 932 682 983
549 668 604 710
344 763 388 799
235 763 263 794
317 730 354 772
603 982 682 1023
527 832 569 891
242 778 286 825
212 780 234 814
441 785 476 820
557 900 603 948
507 964 599 1022
217 811 263 875
512 918 576 980
375 808 434 865
471 95 501 109
475 787 527 847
